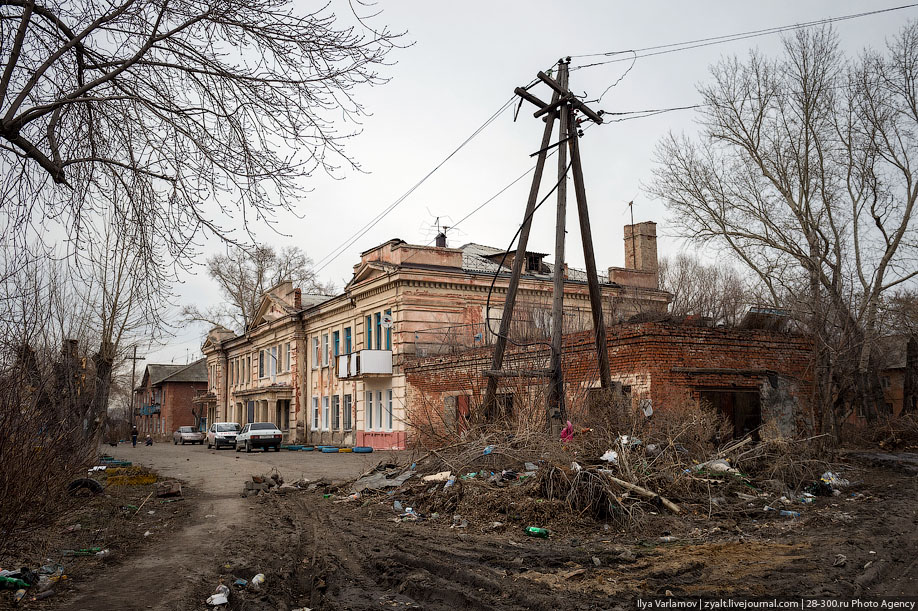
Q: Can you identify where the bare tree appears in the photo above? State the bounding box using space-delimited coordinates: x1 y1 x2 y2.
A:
183 244 333 332
0 0 401 260
649 25 918 435
658 253 749 327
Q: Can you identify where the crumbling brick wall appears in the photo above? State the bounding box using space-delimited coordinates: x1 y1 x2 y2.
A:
405 322 812 438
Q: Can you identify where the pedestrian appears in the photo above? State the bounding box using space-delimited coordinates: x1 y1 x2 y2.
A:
131 426 139 448
144 434 153 446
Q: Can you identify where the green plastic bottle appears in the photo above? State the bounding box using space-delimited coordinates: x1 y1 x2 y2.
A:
0 576 30 589
525 526 549 538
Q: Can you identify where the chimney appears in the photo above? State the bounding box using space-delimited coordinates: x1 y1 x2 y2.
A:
435 232 447 248
624 221 658 274
294 288 302 308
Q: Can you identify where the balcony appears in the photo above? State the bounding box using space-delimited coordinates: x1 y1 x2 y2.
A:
337 350 392 379
139 403 160 416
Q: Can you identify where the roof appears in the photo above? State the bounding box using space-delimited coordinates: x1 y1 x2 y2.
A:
459 243 590 282
147 358 207 386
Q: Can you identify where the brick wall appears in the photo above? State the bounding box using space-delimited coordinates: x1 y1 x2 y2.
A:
405 322 813 437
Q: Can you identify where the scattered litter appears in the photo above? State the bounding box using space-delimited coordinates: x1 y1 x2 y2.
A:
483 445 495 455
764 506 800 518
233 578 248 588
659 536 678 543
62 547 103 557
833 554 847 567
393 500 403 512
155 480 183 498
422 471 451 483
0 576 30 589
592 556 602 566
451 514 468 529
250 573 265 590
694 458 737 474
821 471 850 488
599 449 619 464
206 583 230 606
88 465 107 472
352 470 413 492
524 462 539 472
147 510 156 515
14 589 26 603
460 472 477 480
95 549 110 558
560 421 574 442
143 531 152 537
443 476 456 489
571 462 582 473
205 514 216 518
525 526 549 538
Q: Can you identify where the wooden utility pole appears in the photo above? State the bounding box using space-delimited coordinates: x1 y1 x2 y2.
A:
484 59 612 430
127 345 144 426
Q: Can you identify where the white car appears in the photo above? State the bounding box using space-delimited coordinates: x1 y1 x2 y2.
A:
206 422 241 450
235 422 283 453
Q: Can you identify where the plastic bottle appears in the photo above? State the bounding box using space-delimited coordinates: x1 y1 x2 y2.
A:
14 589 26 603
250 574 265 590
0 576 30 589
525 526 549 538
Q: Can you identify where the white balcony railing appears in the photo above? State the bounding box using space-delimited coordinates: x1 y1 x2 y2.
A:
336 350 392 379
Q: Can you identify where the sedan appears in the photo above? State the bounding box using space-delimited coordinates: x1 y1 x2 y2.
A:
173 426 205 445
235 422 283 453
206 422 241 450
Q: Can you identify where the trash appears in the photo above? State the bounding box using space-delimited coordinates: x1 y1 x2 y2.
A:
250 574 265 590
833 554 847 567
400 508 420 522
347 492 361 501
764 506 800 518
352 470 413 492
422 471 451 482
88 465 107 472
524 462 539 472
443 476 457 489
233 578 248 588
206 583 230 605
599 449 619 464
66 477 104 496
483 445 495 455
820 471 850 488
525 526 549 538
62 547 103 556
571 462 582 473
322 494 332 499
14 588 26 603
694 458 737 474
95 549 110 557
155 480 183 498
592 556 602 567
393 500 403 512
560 421 574 442
148 510 156 515
205 514 216 518
460 472 478 480
143 531 152 537
32 590 56 601
486 521 504 531
659 536 678 543
0 576 30 589
451 514 468 529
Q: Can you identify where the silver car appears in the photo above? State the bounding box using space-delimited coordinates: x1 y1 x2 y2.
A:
173 426 205 445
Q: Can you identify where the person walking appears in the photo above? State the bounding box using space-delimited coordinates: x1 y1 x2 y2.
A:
131 426 139 448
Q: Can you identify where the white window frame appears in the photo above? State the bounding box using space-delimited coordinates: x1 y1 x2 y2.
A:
332 395 340 430
376 390 383 432
270 346 277 379
322 333 329 367
366 391 373 430
322 396 330 431
311 396 319 431
285 342 291 372
312 337 319 369
386 389 393 431
258 349 265 378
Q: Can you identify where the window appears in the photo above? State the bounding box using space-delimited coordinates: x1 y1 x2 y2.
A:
366 315 372 349
374 313 382 350
285 342 291 372
229 361 233 387
366 391 373 430
376 391 383 431
311 396 319 430
344 327 352 353
246 356 250 385
271 346 278 378
258 350 265 378
386 389 393 431
312 337 319 369
385 309 392 350
333 331 340 358
332 395 340 430
322 334 329 367
322 396 330 431
343 394 352 430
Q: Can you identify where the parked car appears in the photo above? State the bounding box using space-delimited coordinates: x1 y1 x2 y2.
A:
173 426 205 445
206 422 241 449
235 422 283 453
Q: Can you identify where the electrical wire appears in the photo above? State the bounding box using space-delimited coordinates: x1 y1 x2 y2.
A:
569 4 918 70
484 161 573 350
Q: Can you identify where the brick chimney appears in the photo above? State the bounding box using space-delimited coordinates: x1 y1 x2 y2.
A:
435 232 447 248
624 221 658 275
294 288 302 308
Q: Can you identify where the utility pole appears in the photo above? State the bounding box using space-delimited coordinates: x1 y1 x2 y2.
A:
127 346 145 426
484 59 612 432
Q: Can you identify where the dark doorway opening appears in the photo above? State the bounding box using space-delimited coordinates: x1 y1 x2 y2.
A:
699 390 761 439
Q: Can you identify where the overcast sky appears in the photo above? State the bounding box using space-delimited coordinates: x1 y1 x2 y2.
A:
146 0 917 365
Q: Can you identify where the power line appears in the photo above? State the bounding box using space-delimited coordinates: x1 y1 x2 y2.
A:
308 95 518 276
570 4 918 70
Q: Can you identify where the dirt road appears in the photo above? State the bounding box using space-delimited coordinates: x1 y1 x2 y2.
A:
52 445 918 610
56 443 391 611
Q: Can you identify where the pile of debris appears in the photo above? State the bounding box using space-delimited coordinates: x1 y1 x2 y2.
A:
333 427 841 535
241 469 327 498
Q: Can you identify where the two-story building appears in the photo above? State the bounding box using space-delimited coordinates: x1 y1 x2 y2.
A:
201 223 671 449
134 359 208 440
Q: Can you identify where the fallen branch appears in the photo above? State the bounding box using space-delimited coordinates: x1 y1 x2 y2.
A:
599 470 681 514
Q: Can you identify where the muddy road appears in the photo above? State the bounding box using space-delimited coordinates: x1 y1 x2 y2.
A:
43 444 918 610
